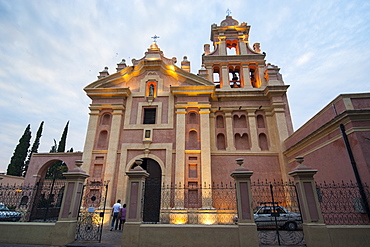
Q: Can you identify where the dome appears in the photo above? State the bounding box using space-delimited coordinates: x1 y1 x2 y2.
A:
220 16 239 26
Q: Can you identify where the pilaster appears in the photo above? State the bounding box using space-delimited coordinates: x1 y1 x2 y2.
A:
82 108 99 173
242 65 252 89
221 65 230 89
175 107 186 190
104 107 124 205
200 107 212 207
246 110 261 152
225 112 236 151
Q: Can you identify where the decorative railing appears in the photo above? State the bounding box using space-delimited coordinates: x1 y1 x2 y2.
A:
0 179 66 222
316 181 370 225
158 182 237 225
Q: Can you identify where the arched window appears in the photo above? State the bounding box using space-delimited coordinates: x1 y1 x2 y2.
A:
235 133 250 150
216 115 224 128
101 113 111 125
97 130 108 149
217 134 226 150
259 133 269 151
257 115 265 128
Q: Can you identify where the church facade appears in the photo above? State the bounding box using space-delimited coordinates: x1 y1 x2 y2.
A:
81 16 294 207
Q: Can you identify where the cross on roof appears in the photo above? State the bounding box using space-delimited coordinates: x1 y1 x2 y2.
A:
151 35 160 43
226 9 232 17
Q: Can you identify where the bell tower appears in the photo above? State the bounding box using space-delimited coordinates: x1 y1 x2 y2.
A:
201 15 273 89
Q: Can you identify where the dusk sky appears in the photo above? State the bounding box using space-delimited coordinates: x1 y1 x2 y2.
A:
1 0 369 173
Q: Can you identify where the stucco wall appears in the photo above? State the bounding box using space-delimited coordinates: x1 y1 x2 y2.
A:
122 223 259 247
327 225 370 247
0 221 76 246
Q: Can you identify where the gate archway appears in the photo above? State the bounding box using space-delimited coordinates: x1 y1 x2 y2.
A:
132 158 162 223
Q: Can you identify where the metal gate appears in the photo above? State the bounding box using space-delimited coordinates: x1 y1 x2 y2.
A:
29 179 66 222
75 182 108 242
251 181 305 246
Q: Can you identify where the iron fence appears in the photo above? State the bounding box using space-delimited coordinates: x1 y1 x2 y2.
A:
316 181 370 225
0 183 36 222
159 182 237 225
0 179 66 222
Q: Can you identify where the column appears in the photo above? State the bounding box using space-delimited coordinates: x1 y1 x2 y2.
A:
104 107 124 205
246 110 261 152
122 161 149 247
288 157 332 247
230 158 259 247
200 107 212 208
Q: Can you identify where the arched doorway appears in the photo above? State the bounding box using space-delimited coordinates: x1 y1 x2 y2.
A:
133 158 162 223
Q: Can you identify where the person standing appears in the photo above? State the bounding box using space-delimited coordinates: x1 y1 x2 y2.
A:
110 199 122 231
118 204 127 230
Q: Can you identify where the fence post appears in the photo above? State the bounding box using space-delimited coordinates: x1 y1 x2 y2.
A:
230 158 259 247
54 160 89 245
122 159 149 247
288 157 332 247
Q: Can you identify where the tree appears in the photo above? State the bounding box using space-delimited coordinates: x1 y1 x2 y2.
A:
24 121 44 176
7 124 32 176
57 121 69 153
45 121 70 179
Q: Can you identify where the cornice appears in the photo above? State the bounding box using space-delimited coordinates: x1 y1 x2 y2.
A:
284 109 370 156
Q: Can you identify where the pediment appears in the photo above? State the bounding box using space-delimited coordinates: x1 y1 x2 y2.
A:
84 59 214 91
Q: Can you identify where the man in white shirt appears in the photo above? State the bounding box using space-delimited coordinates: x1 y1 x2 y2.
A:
111 199 122 230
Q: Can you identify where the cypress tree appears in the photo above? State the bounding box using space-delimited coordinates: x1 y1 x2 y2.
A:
7 124 32 176
46 121 70 179
24 121 44 176
57 121 69 153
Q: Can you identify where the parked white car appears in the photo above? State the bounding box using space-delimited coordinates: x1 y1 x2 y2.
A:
0 203 22 222
254 204 301 230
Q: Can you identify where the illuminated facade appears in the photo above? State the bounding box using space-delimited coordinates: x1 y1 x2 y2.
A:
82 16 294 209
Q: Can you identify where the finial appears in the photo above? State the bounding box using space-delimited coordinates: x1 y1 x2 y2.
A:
226 8 232 17
236 158 244 166
133 158 144 171
295 157 304 164
151 35 160 43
